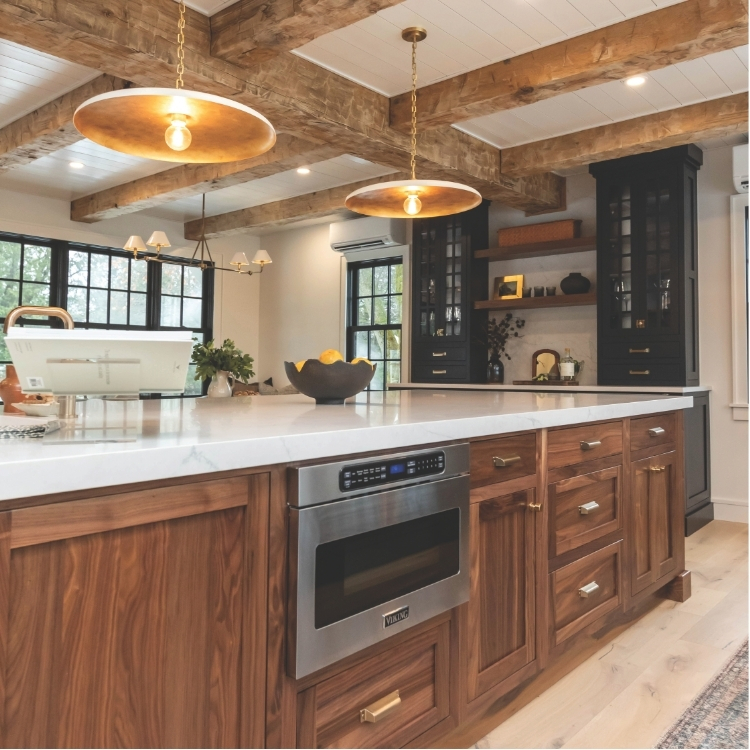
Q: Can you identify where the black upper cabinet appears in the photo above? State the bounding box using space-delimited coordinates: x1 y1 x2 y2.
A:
411 202 489 383
590 145 702 386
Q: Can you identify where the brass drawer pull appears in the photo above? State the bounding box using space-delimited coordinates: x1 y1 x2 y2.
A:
360 690 401 723
578 581 600 598
629 347 651 354
578 501 600 515
580 440 602 451
432 351 447 357
648 426 665 436
629 370 650 375
493 455 521 468
432 369 447 375
527 501 542 512
649 465 666 472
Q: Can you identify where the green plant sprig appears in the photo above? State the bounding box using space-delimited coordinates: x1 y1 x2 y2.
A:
191 338 255 382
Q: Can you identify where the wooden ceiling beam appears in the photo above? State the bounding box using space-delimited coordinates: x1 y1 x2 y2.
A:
0 0 564 214
210 0 406 66
0 75 129 173
183 173 408 238
501 93 749 177
390 0 749 132
71 136 342 222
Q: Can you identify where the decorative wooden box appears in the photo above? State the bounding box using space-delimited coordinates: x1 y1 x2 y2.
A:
498 219 581 247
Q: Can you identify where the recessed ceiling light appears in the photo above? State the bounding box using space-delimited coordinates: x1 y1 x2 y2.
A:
69 161 85 169
625 75 646 87
297 167 311 174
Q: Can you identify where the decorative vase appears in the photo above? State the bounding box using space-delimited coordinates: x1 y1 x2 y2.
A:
487 358 505 384
560 272 591 295
0 365 24 414
207 370 233 398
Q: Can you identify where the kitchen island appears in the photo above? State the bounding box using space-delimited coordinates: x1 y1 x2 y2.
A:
0 390 693 748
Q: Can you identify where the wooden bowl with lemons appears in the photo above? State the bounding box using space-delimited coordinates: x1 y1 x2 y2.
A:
284 349 376 404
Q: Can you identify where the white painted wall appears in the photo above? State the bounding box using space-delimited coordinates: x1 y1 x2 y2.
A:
696 147 749 521
257 223 345 386
488 172 598 384
0 188 260 372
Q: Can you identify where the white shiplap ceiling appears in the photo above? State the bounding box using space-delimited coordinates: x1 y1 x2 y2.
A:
457 46 749 149
293 0 688 97
0 39 100 129
145 155 397 222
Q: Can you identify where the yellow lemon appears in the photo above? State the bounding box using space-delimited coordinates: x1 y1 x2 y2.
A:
319 349 344 365
351 357 373 367
295 360 306 372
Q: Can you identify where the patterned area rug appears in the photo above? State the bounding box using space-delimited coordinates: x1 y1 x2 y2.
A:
657 640 748 749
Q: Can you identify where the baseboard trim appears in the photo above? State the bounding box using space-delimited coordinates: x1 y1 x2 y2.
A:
712 499 749 523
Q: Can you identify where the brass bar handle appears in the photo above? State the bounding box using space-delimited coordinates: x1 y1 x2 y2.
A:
527 502 542 512
432 352 447 357
629 370 650 375
432 369 447 375
578 501 600 515
3 305 74 334
629 347 651 354
580 440 602 451
360 690 401 724
648 427 665 436
578 581 600 598
493 455 521 468
649 465 666 472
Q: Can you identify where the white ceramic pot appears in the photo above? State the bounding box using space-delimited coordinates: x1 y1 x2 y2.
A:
207 370 233 398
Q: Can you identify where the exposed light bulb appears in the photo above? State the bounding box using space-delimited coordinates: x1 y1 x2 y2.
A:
165 115 192 151
297 167 311 175
69 161 85 169
404 192 422 216
625 75 646 87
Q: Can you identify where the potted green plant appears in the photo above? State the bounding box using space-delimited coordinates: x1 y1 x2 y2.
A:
191 339 255 398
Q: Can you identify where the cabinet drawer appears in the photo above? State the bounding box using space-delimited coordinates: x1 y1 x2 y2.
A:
630 412 677 454
299 623 450 749
470 433 537 488
412 363 469 382
599 340 682 360
599 360 684 385
413 343 467 363
551 542 622 646
549 465 622 558
547 421 622 469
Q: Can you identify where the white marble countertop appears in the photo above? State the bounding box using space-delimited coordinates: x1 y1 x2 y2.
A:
391 382 709 394
0 389 692 502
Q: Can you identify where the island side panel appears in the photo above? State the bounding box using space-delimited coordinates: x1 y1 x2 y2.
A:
0 474 271 748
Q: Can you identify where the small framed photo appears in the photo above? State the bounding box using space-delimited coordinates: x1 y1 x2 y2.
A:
493 274 524 300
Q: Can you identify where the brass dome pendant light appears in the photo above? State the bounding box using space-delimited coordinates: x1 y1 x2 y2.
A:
345 27 481 219
73 0 276 163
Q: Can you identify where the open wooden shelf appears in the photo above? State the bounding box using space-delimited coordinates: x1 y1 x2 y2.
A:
474 292 597 312
475 236 596 261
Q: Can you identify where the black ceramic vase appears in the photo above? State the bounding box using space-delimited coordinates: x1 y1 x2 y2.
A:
560 272 591 295
487 358 504 384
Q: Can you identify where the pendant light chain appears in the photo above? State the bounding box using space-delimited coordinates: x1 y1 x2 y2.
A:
176 0 186 90
410 37 418 181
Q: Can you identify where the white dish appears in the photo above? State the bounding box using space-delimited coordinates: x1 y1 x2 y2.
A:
12 401 60 417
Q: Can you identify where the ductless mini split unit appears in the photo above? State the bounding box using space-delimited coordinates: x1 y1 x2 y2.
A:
329 217 407 253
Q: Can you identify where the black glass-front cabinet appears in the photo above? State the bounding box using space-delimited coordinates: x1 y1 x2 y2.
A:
410 202 489 383
590 145 702 386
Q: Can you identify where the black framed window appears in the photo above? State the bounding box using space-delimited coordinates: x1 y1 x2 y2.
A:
346 258 403 391
0 232 213 397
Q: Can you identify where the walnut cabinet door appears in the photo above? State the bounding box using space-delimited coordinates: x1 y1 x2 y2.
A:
629 451 681 595
466 489 539 702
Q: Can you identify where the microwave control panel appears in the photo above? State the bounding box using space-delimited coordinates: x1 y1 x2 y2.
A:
339 451 445 492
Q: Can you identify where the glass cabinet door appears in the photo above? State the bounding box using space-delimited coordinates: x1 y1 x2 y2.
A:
443 217 463 338
417 222 439 338
605 183 633 331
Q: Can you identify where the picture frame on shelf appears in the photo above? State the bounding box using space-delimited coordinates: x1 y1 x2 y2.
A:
493 274 523 300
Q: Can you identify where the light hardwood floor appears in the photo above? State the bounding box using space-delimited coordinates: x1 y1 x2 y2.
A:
476 520 748 750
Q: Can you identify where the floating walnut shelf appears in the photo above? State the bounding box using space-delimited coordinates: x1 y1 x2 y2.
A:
474 293 597 312
474 236 597 262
